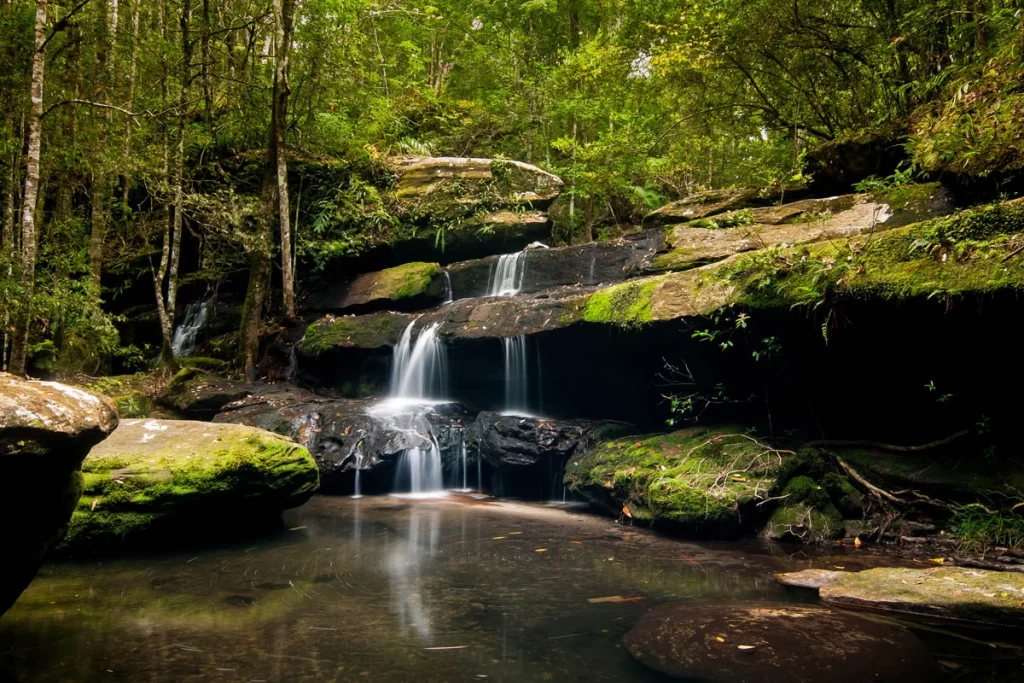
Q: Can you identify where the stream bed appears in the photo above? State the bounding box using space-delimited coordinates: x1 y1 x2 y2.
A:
1 497 1022 682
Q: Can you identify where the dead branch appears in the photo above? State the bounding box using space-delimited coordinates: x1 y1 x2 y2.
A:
809 430 969 453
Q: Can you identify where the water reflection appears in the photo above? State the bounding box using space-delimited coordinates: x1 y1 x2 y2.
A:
387 506 441 641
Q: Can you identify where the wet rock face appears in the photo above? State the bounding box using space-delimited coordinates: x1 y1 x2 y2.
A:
63 419 319 553
0 373 118 615
215 393 474 493
623 602 936 682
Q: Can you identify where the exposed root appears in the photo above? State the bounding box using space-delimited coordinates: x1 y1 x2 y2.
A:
809 430 969 453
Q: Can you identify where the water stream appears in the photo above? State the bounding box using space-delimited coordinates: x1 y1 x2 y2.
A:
488 251 527 297
503 334 530 414
170 299 210 358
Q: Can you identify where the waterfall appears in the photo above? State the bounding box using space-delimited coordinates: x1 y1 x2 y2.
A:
442 271 453 303
171 300 210 358
487 252 526 297
502 334 529 414
390 322 448 400
394 443 444 495
353 469 362 499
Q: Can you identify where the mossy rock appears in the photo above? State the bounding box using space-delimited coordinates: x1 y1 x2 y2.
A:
565 427 788 537
582 277 662 327
61 419 319 553
763 501 843 543
306 262 444 314
297 312 407 356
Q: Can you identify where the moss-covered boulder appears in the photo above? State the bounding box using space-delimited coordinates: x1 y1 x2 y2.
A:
0 373 118 615
297 311 410 357
306 261 445 314
62 419 318 552
623 602 934 682
779 566 1024 629
564 428 792 536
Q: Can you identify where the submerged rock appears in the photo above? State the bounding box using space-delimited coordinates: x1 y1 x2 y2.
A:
0 373 118 615
778 566 1024 629
623 602 935 682
62 419 318 552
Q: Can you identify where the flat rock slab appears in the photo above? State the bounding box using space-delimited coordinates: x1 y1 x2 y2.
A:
623 602 936 682
777 566 1024 628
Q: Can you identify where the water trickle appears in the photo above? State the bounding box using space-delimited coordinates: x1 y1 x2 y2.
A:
588 243 597 284
459 431 468 491
502 335 529 413
391 322 448 400
353 469 362 499
394 443 444 495
171 300 210 358
442 270 453 304
487 252 527 297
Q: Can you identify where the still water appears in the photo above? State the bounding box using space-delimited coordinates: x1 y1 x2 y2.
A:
1 497 1021 682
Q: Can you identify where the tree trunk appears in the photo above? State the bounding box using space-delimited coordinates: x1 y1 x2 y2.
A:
121 0 140 207
10 0 47 376
274 0 296 319
88 0 119 294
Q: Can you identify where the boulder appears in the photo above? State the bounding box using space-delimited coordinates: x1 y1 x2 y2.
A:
159 368 253 419
473 411 628 499
778 566 1024 629
62 419 319 552
565 428 792 536
0 373 118 615
623 602 936 682
306 262 446 314
804 126 909 194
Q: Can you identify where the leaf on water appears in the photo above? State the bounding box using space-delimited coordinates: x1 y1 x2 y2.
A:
535 548 548 553
508 532 523 535
737 645 756 650
570 541 583 545
289 526 307 531
587 595 646 604
492 536 507 540
424 645 469 651
715 636 725 643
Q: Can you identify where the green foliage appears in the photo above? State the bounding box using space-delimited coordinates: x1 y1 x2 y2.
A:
950 505 1024 554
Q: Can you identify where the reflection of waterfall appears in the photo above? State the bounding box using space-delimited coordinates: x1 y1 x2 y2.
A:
459 432 468 491
387 507 440 642
391 322 448 400
171 300 210 357
503 335 529 414
487 252 526 297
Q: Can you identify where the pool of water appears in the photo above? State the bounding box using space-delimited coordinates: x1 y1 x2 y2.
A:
1 496 1021 682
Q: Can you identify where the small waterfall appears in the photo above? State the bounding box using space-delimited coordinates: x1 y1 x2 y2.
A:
171 300 210 358
391 322 448 400
442 271 453 303
395 443 444 495
353 469 362 499
502 334 529 414
487 252 526 297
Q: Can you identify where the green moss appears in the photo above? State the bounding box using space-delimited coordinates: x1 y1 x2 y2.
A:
177 357 231 373
720 200 1024 307
370 262 440 300
63 421 319 552
565 428 786 533
782 476 830 509
298 312 402 355
583 277 663 327
764 502 843 542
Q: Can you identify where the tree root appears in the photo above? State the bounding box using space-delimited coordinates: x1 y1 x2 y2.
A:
809 430 969 453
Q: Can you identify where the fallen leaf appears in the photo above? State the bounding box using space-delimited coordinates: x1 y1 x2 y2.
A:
854 536 862 548
737 645 756 650
508 532 523 535
288 526 307 531
930 557 945 564
622 505 632 518
492 536 507 541
535 548 548 553
715 636 725 643
587 595 646 604
570 541 583 545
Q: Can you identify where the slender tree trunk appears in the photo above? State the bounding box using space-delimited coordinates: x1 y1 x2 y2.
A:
88 0 119 294
274 0 296 319
121 0 140 207
10 0 47 376
165 0 192 351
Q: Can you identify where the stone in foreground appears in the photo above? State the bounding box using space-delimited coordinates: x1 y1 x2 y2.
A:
776 566 1024 629
774 569 847 589
0 373 118 615
62 419 319 552
623 602 935 682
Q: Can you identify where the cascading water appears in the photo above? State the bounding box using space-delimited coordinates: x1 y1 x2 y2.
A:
442 271 453 303
502 335 529 414
171 300 210 357
391 322 448 400
487 252 526 297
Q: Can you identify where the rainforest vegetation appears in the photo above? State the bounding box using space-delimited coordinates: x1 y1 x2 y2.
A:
0 0 1021 377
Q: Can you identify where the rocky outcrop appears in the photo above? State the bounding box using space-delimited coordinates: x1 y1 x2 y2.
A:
642 185 811 229
62 419 319 552
803 126 909 194
777 566 1024 629
393 156 563 209
0 374 118 615
159 368 254 419
623 602 935 682
214 393 474 492
305 262 447 314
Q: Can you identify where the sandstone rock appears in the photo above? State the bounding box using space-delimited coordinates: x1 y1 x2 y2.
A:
642 185 811 229
623 602 936 682
776 566 1024 629
305 262 446 314
62 419 319 552
393 156 563 209
0 373 118 615
774 569 847 589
